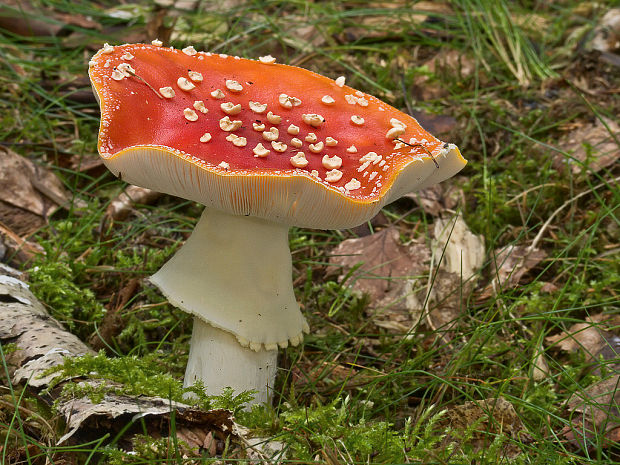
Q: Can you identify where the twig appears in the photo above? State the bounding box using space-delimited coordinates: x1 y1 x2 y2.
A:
126 70 163 99
528 175 620 252
506 182 558 205
394 138 439 168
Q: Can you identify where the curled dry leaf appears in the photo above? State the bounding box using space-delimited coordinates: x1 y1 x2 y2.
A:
328 227 430 332
590 8 620 53
478 244 546 301
106 184 162 220
0 221 44 267
428 215 484 335
531 342 551 381
439 397 533 459
555 117 620 175
327 215 484 337
546 313 620 373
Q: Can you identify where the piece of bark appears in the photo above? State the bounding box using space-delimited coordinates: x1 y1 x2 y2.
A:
0 267 278 457
0 267 95 387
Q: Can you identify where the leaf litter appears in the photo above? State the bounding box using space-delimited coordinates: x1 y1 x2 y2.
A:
554 117 620 175
328 214 484 339
478 245 547 301
547 313 620 451
438 396 533 459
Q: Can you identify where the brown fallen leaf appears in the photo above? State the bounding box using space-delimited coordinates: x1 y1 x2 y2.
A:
328 227 431 333
404 179 465 217
478 245 547 301
546 313 620 373
561 375 620 452
0 221 45 266
439 397 533 459
106 185 162 220
0 0 101 38
410 110 458 138
0 146 71 235
555 117 620 175
327 216 484 337
590 8 620 53
0 1 62 37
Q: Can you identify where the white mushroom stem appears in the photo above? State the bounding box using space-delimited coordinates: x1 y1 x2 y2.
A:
184 318 277 405
150 208 308 405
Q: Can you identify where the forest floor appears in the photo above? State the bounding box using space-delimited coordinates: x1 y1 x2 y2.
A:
0 1 619 463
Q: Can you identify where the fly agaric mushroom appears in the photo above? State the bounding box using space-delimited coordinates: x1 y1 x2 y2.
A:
89 43 467 405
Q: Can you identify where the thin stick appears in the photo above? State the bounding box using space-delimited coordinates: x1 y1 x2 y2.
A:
394 138 440 168
126 70 163 99
529 175 620 251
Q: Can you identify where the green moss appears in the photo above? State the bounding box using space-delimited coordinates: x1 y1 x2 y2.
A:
47 351 255 415
28 261 105 330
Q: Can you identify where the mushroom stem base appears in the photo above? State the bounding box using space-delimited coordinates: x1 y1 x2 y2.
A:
184 317 278 406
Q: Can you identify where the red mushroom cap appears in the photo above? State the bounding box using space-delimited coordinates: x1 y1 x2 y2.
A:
89 43 466 228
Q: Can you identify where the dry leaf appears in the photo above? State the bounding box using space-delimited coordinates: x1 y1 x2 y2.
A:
0 146 71 235
328 227 430 332
106 185 162 220
555 117 620 174
591 8 620 53
427 215 484 334
404 179 465 217
562 375 620 451
531 342 551 381
0 1 63 37
478 245 546 300
432 215 485 281
440 397 532 458
546 313 620 374
0 221 44 266
410 110 458 137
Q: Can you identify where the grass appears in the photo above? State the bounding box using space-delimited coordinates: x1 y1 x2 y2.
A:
1 0 619 463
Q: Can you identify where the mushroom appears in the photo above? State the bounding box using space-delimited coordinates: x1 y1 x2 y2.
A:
88 43 467 406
